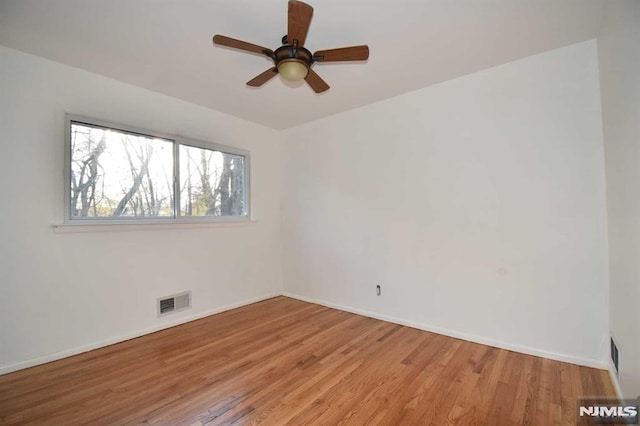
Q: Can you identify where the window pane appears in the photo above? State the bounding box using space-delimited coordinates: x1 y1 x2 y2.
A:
70 122 174 218
179 145 246 217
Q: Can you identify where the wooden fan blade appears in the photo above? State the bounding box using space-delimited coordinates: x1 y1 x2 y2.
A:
314 45 369 62
247 68 278 87
288 0 313 47
304 68 330 93
213 35 273 57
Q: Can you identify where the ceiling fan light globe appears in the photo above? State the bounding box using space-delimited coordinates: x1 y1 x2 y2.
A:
277 59 309 82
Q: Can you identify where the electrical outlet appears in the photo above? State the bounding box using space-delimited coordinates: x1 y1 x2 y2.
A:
376 284 381 296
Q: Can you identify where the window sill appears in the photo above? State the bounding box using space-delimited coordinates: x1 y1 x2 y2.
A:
52 220 257 233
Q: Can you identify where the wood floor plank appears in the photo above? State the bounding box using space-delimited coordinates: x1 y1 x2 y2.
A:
0 296 616 425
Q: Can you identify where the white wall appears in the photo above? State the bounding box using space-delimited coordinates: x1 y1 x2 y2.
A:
0 38 617 376
0 47 282 373
281 41 610 367
597 0 640 398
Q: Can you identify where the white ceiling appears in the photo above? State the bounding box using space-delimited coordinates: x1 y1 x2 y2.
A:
0 0 605 130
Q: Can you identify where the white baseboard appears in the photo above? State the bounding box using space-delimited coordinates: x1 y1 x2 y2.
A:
281 292 315 304
281 291 608 370
2 291 609 377
608 360 624 399
0 292 281 376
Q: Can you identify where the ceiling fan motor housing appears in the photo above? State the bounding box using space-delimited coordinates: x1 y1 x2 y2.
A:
273 43 313 81
273 44 313 68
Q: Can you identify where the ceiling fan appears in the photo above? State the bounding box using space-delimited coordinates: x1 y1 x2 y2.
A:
212 0 369 93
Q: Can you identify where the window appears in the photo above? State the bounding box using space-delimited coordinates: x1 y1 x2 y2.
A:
65 116 249 223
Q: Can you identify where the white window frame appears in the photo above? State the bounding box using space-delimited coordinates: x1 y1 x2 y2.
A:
64 114 251 225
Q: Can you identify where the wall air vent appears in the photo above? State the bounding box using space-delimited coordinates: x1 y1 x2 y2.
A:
611 335 620 381
158 291 191 317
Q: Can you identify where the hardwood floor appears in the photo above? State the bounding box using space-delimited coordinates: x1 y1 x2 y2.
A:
0 296 615 425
